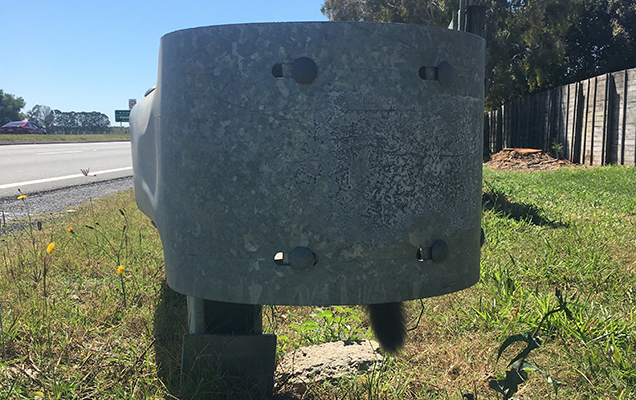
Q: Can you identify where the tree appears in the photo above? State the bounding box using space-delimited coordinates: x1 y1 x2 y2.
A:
483 0 587 109
0 90 26 125
563 0 636 83
320 0 636 110
27 105 54 131
321 0 454 26
48 110 111 135
321 0 366 21
83 111 111 134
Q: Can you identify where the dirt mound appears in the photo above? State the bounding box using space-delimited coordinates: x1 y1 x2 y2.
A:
485 148 576 171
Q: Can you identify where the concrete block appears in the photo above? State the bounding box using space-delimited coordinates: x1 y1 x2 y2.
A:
181 333 276 395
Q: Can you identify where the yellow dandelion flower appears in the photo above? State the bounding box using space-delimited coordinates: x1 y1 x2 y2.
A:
116 265 125 275
46 242 55 254
67 227 74 233
17 194 26 200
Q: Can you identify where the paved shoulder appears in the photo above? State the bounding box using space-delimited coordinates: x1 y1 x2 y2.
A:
1 177 134 222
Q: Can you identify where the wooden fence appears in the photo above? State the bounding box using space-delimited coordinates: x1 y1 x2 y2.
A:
484 66 636 166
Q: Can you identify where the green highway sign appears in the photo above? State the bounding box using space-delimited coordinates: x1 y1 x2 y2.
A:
115 109 130 122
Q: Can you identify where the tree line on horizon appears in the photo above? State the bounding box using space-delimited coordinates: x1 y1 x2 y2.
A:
26 104 111 135
0 93 111 135
321 0 636 110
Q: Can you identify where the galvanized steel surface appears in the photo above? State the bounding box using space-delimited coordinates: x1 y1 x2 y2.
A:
131 22 486 305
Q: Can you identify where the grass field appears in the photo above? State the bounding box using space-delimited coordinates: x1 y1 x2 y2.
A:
0 133 130 143
0 165 634 399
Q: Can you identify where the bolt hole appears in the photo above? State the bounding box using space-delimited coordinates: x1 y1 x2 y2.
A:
418 66 437 81
274 251 289 265
272 64 283 78
416 247 427 261
418 66 425 80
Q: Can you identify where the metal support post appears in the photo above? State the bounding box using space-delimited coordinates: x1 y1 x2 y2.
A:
181 297 276 395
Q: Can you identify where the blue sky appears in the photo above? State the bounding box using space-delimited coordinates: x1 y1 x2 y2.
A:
0 0 328 126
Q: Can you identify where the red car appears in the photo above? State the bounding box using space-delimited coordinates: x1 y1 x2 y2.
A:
0 121 47 135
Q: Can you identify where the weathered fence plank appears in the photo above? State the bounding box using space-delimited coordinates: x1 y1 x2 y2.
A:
626 69 636 165
484 66 636 166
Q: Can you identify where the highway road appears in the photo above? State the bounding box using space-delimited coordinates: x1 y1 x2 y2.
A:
0 141 133 198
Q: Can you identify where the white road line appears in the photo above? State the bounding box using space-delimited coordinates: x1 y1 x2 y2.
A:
0 167 133 189
35 150 84 155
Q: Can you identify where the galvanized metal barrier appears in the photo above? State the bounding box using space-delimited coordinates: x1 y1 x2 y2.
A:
131 21 486 394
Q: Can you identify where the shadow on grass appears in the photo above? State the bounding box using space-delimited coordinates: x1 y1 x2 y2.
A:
482 190 568 228
153 280 303 399
154 281 187 397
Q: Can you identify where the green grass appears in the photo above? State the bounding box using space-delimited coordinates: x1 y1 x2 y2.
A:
0 133 130 142
1 165 635 399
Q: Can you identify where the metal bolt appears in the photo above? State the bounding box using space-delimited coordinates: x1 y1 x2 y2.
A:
291 57 318 84
430 240 449 263
437 61 455 88
289 247 317 272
